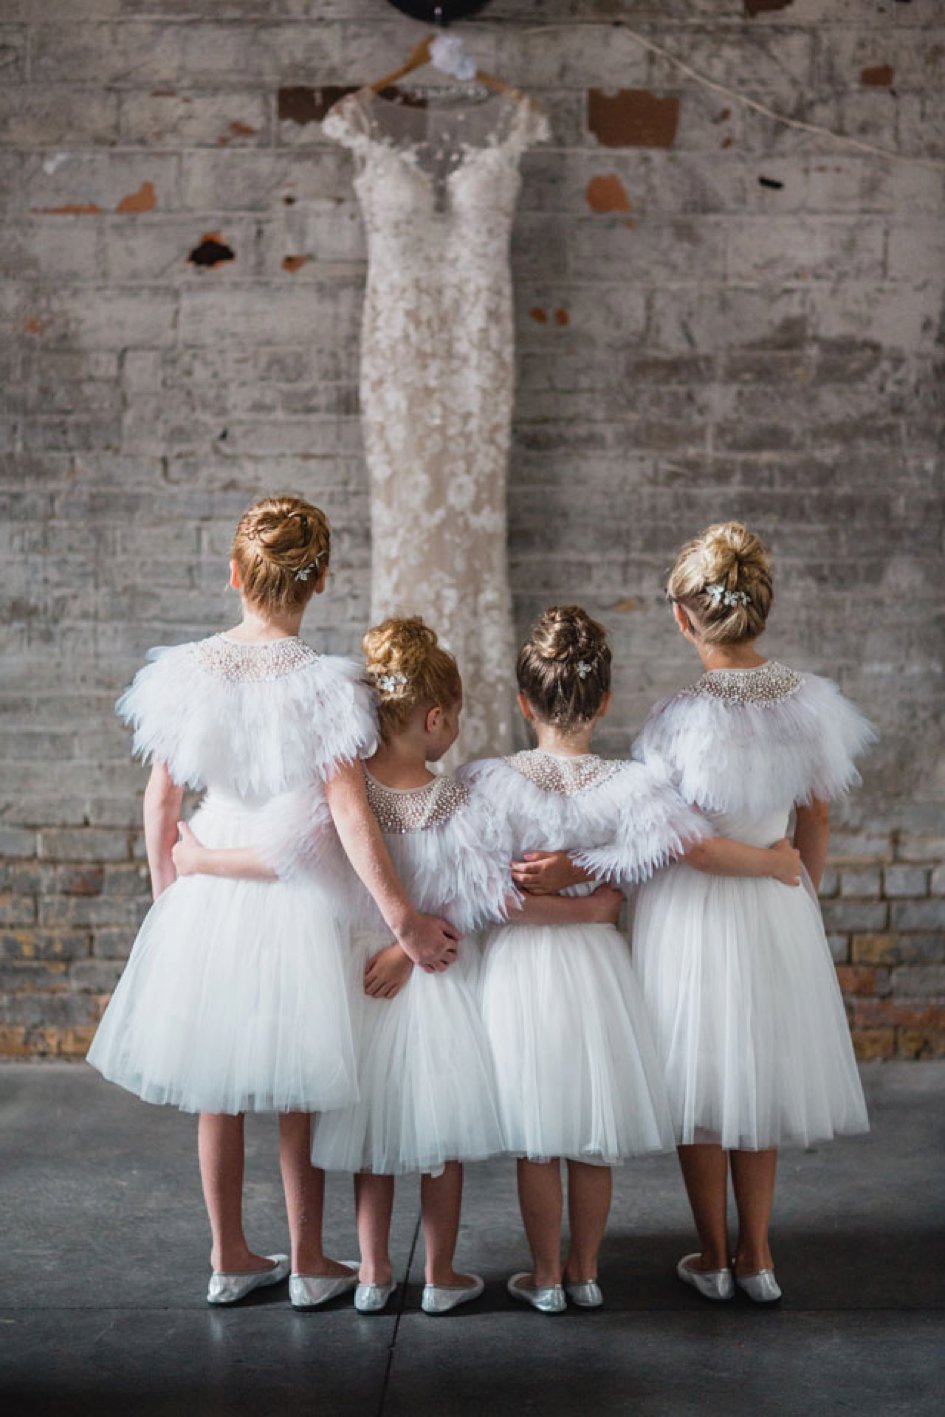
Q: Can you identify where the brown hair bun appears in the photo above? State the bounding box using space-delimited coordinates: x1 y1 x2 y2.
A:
232 495 330 614
363 616 461 739
667 521 772 645
517 605 612 729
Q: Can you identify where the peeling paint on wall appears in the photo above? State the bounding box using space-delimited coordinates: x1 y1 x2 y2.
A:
861 64 895 87
278 86 356 125
282 255 309 273
116 181 157 214
31 202 104 215
744 0 793 16
587 90 680 149
188 232 235 267
585 174 632 215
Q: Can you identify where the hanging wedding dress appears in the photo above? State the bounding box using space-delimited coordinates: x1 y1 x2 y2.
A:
323 87 549 760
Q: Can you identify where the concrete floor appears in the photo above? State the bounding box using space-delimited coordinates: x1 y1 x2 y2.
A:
1 1062 943 1417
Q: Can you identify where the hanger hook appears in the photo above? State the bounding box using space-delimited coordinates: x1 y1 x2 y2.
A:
434 5 446 25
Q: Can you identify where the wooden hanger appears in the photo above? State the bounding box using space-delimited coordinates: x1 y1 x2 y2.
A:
367 33 521 99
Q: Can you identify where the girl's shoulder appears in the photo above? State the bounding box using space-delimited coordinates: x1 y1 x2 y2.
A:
459 749 638 803
637 660 876 811
116 635 378 794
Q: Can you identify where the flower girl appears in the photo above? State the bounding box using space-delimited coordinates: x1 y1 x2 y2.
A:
177 616 624 1314
88 497 458 1309
583 523 874 1303
461 606 802 1313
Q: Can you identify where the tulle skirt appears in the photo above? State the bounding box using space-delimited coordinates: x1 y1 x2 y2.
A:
632 864 869 1150
311 933 503 1176
86 794 359 1115
478 921 676 1164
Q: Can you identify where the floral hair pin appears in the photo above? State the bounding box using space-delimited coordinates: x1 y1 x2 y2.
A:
705 583 751 609
575 661 592 679
294 550 327 582
375 671 408 694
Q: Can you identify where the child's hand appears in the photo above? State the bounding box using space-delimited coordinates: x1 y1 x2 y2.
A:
511 850 587 894
587 884 624 926
171 821 207 877
769 838 802 887
365 943 414 1000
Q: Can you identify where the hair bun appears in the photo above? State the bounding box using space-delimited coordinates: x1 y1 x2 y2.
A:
231 495 330 612
700 522 769 589
530 605 607 665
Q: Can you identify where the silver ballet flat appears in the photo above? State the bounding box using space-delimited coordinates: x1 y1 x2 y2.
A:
421 1274 485 1315
736 1269 782 1303
289 1262 360 1310
354 1280 397 1314
507 1271 567 1314
564 1279 603 1308
676 1253 735 1302
207 1254 290 1305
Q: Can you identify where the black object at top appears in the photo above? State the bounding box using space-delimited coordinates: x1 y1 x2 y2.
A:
386 0 492 23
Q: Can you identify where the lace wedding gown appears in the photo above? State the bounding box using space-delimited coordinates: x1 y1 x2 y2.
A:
323 88 549 760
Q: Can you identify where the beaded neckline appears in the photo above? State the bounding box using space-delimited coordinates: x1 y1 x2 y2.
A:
505 749 626 796
194 635 318 683
686 660 803 706
365 770 469 833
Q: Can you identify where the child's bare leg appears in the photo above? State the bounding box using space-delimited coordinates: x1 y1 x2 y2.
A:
354 1172 395 1285
199 1112 270 1272
729 1148 777 1274
278 1112 353 1277
516 1157 563 1288
420 1162 476 1286
563 1160 612 1283
677 1144 730 1270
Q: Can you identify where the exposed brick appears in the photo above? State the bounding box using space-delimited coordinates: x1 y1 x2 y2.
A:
852 1028 895 1062
835 965 890 998
890 900 945 932
852 934 945 966
840 868 882 898
38 829 130 864
821 900 889 934
890 965 945 1000
883 866 930 899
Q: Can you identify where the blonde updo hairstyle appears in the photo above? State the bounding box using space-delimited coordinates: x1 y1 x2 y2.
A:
667 521 772 645
363 617 462 740
517 606 612 730
231 495 330 614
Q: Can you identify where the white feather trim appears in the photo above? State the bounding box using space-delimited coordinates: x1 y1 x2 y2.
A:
635 669 876 817
459 755 710 886
115 640 379 797
259 773 518 936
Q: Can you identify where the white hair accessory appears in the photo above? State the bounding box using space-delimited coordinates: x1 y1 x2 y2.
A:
705 582 751 609
575 660 592 679
429 34 477 82
375 671 408 694
294 549 327 582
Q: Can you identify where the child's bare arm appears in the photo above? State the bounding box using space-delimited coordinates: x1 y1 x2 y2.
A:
682 836 801 886
325 762 459 972
143 762 184 899
171 822 276 881
793 798 830 890
512 851 590 895
512 885 623 928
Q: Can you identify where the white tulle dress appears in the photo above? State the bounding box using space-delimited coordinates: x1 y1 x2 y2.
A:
86 635 378 1116
459 751 709 1164
267 769 512 1176
581 660 875 1151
